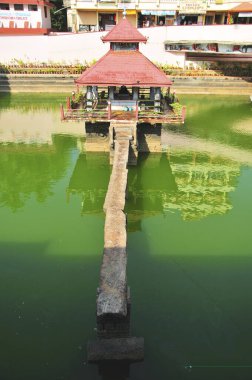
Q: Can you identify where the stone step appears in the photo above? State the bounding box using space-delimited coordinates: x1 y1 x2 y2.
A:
113 127 134 131
115 130 132 135
114 128 133 133
111 120 136 125
115 136 133 141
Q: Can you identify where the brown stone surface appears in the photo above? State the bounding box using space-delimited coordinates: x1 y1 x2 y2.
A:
103 140 129 212
97 133 130 318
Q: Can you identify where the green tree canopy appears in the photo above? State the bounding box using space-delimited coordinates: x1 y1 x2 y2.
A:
50 0 67 32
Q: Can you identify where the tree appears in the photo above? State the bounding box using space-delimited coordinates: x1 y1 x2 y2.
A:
50 0 67 32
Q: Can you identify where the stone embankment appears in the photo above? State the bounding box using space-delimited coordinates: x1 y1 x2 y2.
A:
1 74 252 94
172 76 252 94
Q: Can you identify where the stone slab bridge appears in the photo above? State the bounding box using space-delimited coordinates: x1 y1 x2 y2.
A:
87 121 144 363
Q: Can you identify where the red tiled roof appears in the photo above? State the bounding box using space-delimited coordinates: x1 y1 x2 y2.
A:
75 50 172 87
101 17 147 43
230 2 252 12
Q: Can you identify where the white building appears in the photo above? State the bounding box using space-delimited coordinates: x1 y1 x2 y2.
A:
0 0 52 34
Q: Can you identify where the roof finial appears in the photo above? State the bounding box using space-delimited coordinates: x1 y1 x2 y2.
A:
123 7 127 18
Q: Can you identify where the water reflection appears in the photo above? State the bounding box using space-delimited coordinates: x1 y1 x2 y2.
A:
67 153 110 215
0 93 66 111
167 151 240 220
177 95 252 152
1 95 252 380
0 136 76 211
126 152 240 226
71 150 241 224
0 109 84 144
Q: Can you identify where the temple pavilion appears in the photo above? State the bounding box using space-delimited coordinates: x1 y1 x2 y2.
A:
61 16 185 124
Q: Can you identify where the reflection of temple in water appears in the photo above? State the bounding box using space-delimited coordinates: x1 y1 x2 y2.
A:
127 151 240 228
166 152 240 220
68 151 240 224
67 153 110 215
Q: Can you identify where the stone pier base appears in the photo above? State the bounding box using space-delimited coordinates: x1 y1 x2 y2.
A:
87 337 144 362
85 122 110 152
137 123 162 152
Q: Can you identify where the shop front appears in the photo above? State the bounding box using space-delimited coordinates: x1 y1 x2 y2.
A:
98 12 116 31
236 13 252 24
178 14 205 25
78 10 97 31
138 10 176 27
230 3 252 25
178 0 207 25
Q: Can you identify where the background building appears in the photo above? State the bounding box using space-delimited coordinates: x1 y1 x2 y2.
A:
0 0 52 34
64 0 252 32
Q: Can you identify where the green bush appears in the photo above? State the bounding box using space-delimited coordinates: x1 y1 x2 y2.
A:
170 102 183 116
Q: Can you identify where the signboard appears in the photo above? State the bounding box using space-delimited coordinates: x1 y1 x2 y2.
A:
141 10 176 16
0 11 31 21
118 3 136 9
238 12 252 17
179 0 207 14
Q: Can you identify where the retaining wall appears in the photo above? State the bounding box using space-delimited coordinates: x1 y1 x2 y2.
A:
1 75 252 94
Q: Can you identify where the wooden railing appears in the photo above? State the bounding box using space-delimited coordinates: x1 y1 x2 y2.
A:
138 101 186 123
61 107 109 121
60 100 186 123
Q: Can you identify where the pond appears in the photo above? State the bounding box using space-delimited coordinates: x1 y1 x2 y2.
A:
0 93 252 380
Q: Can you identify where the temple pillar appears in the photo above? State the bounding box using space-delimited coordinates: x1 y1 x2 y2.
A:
87 86 93 111
154 87 161 113
92 86 98 100
108 86 116 100
150 87 155 101
132 87 139 101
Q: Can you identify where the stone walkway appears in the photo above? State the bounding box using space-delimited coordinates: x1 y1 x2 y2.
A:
88 124 144 362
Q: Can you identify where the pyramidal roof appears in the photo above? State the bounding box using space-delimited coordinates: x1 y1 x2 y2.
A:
75 50 172 87
101 17 147 43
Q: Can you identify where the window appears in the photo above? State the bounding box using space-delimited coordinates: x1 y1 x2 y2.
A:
28 4 38 11
111 42 138 51
44 5 47 18
14 4 24 10
0 3 10 10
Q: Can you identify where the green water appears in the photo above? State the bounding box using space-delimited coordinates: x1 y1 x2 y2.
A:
0 93 252 380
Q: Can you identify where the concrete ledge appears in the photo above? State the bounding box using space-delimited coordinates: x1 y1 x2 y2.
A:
87 337 144 362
